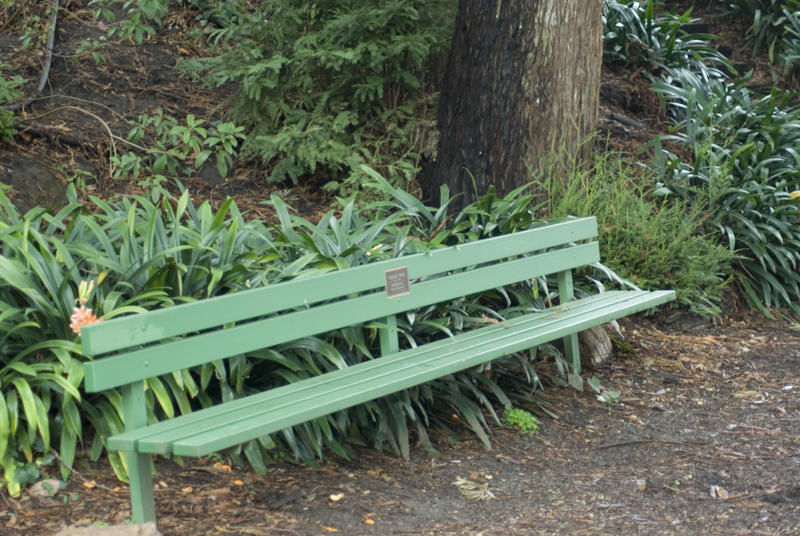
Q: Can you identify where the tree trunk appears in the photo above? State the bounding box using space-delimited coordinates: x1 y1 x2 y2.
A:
423 0 603 212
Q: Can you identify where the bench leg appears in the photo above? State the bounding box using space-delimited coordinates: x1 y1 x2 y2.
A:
563 332 581 375
121 381 156 524
124 451 156 524
557 269 581 375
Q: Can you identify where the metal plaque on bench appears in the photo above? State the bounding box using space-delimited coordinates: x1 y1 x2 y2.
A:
384 266 410 298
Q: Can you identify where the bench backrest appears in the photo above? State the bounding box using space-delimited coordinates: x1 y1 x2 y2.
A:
82 217 599 392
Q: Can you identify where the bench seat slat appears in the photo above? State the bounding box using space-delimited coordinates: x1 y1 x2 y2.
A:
82 217 598 356
85 242 600 392
107 289 674 456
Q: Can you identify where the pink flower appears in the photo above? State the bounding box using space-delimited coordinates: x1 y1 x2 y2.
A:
70 305 101 335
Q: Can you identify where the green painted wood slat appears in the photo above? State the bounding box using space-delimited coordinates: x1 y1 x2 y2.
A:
106 289 675 454
81 217 598 355
174 290 674 456
84 241 600 392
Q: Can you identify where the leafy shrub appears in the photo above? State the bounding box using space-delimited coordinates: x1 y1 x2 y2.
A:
0 184 276 492
650 68 800 314
113 109 246 182
501 408 539 435
588 376 620 403
727 1 800 83
0 66 25 141
727 0 800 56
88 0 178 44
602 0 731 79
539 150 735 315
0 304 83 497
180 0 455 187
779 7 800 82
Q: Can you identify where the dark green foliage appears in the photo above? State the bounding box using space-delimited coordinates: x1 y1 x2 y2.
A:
727 0 800 56
602 1 800 314
89 0 186 44
180 0 454 187
0 66 24 141
727 1 800 82
778 6 800 81
650 68 800 314
113 110 246 182
540 152 735 315
0 183 276 492
602 0 731 78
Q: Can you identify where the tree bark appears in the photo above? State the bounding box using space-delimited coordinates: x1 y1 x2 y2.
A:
423 0 603 212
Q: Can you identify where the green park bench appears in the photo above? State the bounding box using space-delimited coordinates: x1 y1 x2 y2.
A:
81 216 675 524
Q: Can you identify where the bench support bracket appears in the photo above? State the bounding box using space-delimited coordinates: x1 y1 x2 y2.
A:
379 315 399 355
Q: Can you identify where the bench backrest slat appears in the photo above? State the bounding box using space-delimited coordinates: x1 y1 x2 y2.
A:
83 239 599 392
81 217 597 356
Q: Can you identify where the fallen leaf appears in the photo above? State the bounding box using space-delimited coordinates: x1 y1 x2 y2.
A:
199 487 232 499
82 480 96 489
452 477 495 500
329 493 344 502
182 486 193 493
323 527 339 532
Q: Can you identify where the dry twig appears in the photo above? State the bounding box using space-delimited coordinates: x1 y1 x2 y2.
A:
598 438 707 449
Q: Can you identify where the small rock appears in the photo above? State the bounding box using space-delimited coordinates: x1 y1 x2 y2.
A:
710 485 729 499
198 159 224 186
28 479 61 498
578 325 612 369
55 522 161 536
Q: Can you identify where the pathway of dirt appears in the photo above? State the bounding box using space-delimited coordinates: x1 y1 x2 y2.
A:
3 314 798 535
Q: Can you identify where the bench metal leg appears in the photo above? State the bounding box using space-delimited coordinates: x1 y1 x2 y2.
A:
558 269 581 375
121 381 156 524
125 451 156 523
563 332 581 375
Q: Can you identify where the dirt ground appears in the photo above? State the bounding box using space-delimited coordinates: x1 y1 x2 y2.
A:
1 3 799 535
0 1 328 219
2 313 798 536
